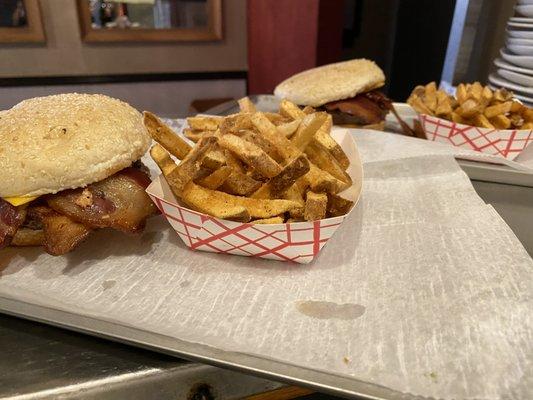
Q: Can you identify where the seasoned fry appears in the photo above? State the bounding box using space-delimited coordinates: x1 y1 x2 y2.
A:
484 101 512 119
305 142 351 188
149 96 355 224
522 122 533 129
290 112 329 150
187 116 223 131
196 166 232 190
424 82 438 112
326 193 354 217
489 114 511 130
251 155 310 199
408 96 433 115
470 114 494 129
222 171 262 196
510 113 524 128
304 191 327 221
252 216 284 224
279 99 306 119
457 99 482 118
456 83 468 104
435 91 453 118
218 134 282 178
238 96 257 113
182 181 302 219
183 128 205 143
277 119 301 138
143 111 192 160
241 130 284 163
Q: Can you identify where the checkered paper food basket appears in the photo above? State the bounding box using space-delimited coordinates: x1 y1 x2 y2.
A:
146 129 363 264
420 114 533 160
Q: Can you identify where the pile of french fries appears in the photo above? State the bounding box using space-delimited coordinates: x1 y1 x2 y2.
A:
407 82 533 130
143 97 354 224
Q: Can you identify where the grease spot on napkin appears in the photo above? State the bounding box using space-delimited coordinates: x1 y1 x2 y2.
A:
295 300 365 320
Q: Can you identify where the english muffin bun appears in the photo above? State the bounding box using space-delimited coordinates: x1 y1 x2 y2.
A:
0 93 150 197
274 59 385 107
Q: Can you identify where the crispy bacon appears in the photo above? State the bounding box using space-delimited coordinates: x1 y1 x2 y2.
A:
27 206 91 255
324 90 390 125
0 199 26 249
47 167 158 234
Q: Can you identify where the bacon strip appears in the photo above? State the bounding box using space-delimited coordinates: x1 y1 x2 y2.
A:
0 199 26 249
47 167 158 234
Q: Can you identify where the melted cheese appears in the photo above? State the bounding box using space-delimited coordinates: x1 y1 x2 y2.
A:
2 196 39 206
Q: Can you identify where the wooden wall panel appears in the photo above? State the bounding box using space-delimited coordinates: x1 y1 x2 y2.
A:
247 0 320 94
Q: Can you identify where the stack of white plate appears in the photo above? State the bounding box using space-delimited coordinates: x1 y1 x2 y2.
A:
491 0 533 105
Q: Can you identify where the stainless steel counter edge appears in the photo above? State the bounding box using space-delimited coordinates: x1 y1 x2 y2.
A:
0 295 416 400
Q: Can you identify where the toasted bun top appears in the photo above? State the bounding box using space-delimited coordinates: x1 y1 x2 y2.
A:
274 59 385 107
0 93 151 197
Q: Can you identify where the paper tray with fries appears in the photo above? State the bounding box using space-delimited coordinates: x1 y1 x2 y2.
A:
144 99 363 264
408 82 533 159
146 128 362 264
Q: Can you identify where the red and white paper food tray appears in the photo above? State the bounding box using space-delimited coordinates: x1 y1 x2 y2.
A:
146 129 363 264
420 114 533 160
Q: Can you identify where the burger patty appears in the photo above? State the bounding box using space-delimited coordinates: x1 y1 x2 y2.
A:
0 163 158 255
322 90 392 126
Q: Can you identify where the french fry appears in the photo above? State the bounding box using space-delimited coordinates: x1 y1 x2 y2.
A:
201 148 226 170
238 96 257 113
304 163 345 194
408 96 433 115
279 99 306 119
313 115 350 169
456 83 468 104
220 113 253 134
522 122 533 129
484 101 512 119
510 113 524 128
304 191 327 221
187 116 223 131
304 142 351 188
302 106 315 114
435 91 453 118
150 144 181 199
196 166 232 190
290 112 329 150
252 216 284 224
143 111 192 160
182 181 302 219
489 114 511 130
470 114 495 129
222 171 262 196
252 155 310 199
218 134 282 178
470 82 483 102
451 112 465 124
277 119 301 138
183 128 206 143
523 108 533 122
457 99 482 118
251 112 301 161
424 82 438 112
156 136 216 197
326 193 354 217
241 130 284 163
493 88 513 102
481 86 493 105
511 101 524 113
264 112 290 125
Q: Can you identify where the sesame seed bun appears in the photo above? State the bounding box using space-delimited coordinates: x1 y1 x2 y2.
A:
274 59 385 107
0 93 151 198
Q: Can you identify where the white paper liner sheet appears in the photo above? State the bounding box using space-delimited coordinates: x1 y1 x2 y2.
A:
0 128 531 399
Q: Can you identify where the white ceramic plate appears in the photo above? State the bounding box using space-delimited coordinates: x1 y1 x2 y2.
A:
507 43 533 55
494 57 533 76
498 68 533 87
516 5 533 17
501 49 533 68
507 37 533 46
489 73 533 96
507 28 533 39
508 21 533 29
510 16 533 23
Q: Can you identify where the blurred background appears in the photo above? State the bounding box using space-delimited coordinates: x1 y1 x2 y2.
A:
0 0 518 117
